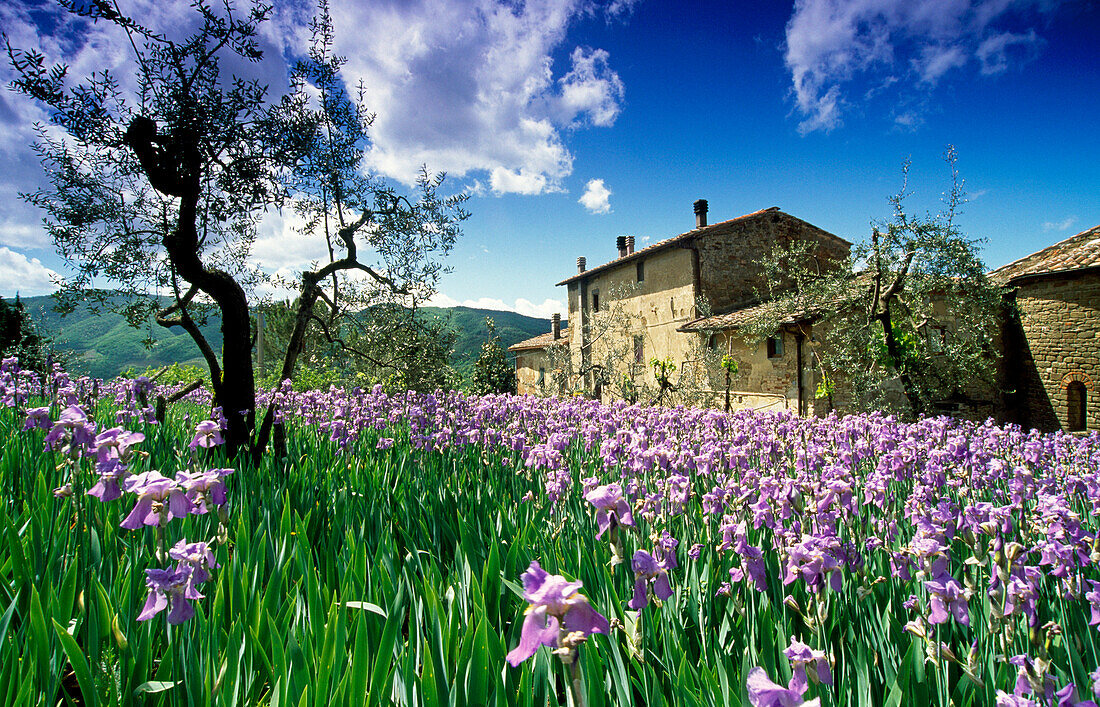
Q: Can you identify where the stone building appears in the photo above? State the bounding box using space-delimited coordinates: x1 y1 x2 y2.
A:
992 225 1100 432
509 314 567 395
509 201 850 412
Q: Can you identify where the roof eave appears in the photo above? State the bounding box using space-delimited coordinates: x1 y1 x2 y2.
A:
1000 264 1100 286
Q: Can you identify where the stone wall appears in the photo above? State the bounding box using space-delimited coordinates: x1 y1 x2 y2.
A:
695 211 850 313
1002 271 1100 432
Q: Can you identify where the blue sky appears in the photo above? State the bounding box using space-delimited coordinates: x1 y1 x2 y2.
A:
1 0 1098 320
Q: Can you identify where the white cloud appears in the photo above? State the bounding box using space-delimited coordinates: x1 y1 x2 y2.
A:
0 247 59 296
784 0 1061 133
976 30 1041 75
578 178 612 214
250 207 333 273
320 0 627 195
428 293 565 319
1043 216 1078 232
0 216 49 250
556 48 625 127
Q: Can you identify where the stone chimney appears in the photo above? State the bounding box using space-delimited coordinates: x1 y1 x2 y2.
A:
694 199 708 229
616 235 628 258
626 235 635 254
552 312 561 340
577 256 586 274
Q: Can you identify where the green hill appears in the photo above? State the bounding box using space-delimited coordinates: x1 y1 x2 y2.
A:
420 306 558 380
19 294 556 382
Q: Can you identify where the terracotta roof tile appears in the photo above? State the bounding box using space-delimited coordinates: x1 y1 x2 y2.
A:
508 329 569 352
678 301 809 332
990 224 1100 283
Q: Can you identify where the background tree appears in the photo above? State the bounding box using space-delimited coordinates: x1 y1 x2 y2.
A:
7 0 280 452
470 317 516 395
253 2 467 454
0 295 49 372
746 148 1003 418
7 0 467 455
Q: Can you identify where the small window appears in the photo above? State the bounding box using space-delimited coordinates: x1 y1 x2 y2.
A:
767 335 784 359
592 290 600 312
538 367 546 385
1068 381 1087 431
634 335 645 364
930 326 948 354
707 334 718 351
636 260 645 282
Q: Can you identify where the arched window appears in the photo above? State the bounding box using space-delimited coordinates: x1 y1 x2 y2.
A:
1067 381 1087 431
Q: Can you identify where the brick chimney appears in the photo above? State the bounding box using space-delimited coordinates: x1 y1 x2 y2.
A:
694 199 708 229
577 256 586 274
552 312 561 340
616 235 627 258
626 235 635 254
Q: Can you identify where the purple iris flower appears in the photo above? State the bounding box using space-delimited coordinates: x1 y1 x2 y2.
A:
1086 581 1100 627
23 407 51 431
87 459 129 503
655 530 679 569
119 471 193 529
584 483 636 539
783 639 833 693
1055 683 1100 707
189 420 224 449
43 405 96 453
137 567 202 624
924 574 970 626
176 468 232 513
783 535 843 594
746 666 820 707
169 539 218 584
628 549 673 610
505 561 610 667
94 427 145 464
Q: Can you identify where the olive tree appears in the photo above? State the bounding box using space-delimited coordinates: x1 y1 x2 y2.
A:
745 148 1003 418
7 0 467 454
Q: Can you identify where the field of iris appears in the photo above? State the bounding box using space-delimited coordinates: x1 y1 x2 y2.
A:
2 359 1100 707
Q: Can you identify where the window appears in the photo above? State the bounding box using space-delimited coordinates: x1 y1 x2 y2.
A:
707 334 718 351
767 335 784 359
634 335 645 364
592 289 600 312
930 325 948 354
1068 381 1087 431
636 260 645 282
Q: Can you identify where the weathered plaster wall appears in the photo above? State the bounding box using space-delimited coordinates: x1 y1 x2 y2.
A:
568 247 698 392
695 329 812 413
514 351 549 396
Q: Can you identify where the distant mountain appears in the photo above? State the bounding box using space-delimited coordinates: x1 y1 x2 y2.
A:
18 294 556 382
420 306 557 380
20 294 221 379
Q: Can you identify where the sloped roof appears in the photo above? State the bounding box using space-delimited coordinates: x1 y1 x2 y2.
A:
555 207 851 287
678 301 809 332
508 329 569 352
990 224 1100 283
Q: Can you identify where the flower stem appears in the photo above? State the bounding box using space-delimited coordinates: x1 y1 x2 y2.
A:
568 656 587 707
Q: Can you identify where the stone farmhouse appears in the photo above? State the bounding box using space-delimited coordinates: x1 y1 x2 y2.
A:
509 202 851 413
508 200 1099 434
992 224 1100 432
